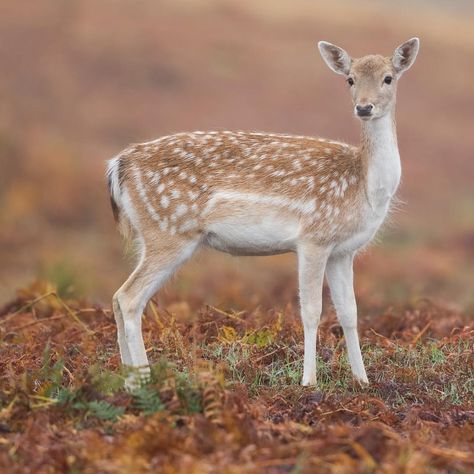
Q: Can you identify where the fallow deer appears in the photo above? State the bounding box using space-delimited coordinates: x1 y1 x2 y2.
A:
107 38 420 389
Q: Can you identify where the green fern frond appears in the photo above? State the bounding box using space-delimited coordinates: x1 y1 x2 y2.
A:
132 386 165 416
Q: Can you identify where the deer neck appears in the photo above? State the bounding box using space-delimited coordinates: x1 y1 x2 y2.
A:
360 111 401 212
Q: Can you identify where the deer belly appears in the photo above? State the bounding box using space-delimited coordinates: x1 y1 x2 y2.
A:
203 214 299 256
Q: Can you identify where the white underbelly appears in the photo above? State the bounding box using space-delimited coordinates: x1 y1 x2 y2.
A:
203 214 300 256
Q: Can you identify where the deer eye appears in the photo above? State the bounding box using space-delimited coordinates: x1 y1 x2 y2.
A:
347 77 354 86
384 75 393 85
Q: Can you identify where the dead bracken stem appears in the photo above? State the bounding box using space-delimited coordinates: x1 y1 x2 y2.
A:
0 292 57 324
369 328 398 346
0 291 94 335
410 321 432 346
208 305 246 323
53 294 95 335
11 315 67 332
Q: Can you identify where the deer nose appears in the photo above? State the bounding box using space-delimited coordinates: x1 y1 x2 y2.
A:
356 104 374 117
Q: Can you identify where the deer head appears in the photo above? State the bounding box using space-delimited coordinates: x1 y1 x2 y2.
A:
318 38 419 121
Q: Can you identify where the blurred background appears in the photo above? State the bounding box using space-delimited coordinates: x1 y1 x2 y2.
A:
0 0 473 314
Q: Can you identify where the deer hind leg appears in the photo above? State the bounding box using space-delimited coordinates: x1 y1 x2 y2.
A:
325 252 368 384
112 293 132 366
112 234 201 389
297 241 331 386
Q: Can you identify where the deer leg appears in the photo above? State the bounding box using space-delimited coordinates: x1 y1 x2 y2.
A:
113 236 200 390
297 242 330 386
326 252 368 384
112 291 132 366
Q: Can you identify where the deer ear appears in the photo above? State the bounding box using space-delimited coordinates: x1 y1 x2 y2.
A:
392 37 420 74
318 41 351 75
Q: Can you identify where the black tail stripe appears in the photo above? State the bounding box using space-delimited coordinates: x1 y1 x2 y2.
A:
108 175 120 223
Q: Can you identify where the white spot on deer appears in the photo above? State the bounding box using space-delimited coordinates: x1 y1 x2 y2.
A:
179 218 199 233
159 218 168 231
171 189 181 199
175 203 188 217
161 195 170 209
292 160 302 170
271 170 285 177
146 171 160 185
341 178 348 193
188 190 199 201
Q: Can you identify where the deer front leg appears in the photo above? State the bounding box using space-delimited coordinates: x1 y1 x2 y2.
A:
297 242 330 386
326 252 368 384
